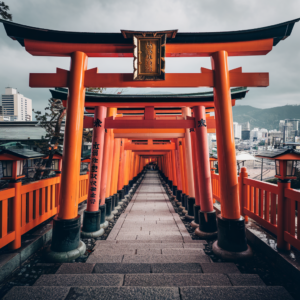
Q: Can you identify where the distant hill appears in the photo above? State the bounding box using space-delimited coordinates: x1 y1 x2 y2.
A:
232 105 300 130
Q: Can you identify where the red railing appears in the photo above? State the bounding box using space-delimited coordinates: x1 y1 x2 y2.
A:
211 168 300 251
211 171 220 202
0 174 89 249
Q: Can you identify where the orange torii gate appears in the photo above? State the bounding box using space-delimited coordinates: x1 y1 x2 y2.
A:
1 18 299 261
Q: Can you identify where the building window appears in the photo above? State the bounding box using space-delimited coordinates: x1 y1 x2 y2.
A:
2 161 13 177
51 160 59 170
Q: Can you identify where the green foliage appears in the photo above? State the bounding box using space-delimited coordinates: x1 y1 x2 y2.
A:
232 104 300 130
32 98 66 152
0 1 12 20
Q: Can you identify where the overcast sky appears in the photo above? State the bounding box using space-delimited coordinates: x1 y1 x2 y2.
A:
0 0 299 114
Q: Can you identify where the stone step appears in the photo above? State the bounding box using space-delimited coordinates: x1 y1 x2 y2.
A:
3 285 293 300
34 273 265 288
122 254 210 264
56 262 240 274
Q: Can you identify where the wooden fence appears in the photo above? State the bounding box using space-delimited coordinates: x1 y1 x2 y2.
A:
0 174 89 249
211 168 300 251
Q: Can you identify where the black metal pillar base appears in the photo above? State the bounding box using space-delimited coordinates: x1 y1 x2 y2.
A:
185 197 195 222
51 214 81 252
212 240 253 261
172 185 177 197
111 194 116 211
216 215 249 252
105 197 112 217
82 210 101 232
99 204 108 229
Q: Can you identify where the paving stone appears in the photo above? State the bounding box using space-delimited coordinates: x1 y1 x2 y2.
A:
137 249 162 255
162 248 205 255
86 254 123 263
123 254 210 264
137 235 183 241
93 263 151 274
66 287 180 300
34 274 123 287
151 263 202 273
228 274 266 286
116 240 162 244
3 286 70 300
200 263 241 274
183 243 205 249
124 273 230 287
56 263 95 274
180 286 293 300
116 235 137 240
93 248 136 255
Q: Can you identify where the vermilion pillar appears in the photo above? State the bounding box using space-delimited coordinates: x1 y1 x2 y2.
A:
51 51 87 254
193 106 214 212
211 51 240 220
105 108 117 198
171 150 177 187
86 106 107 211
182 107 195 197
190 129 202 229
82 106 107 237
58 51 87 220
110 138 121 196
117 139 125 191
211 51 250 255
100 123 110 205
193 105 217 237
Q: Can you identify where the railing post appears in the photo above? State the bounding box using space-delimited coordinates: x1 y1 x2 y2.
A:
9 181 22 250
277 179 291 251
239 167 249 223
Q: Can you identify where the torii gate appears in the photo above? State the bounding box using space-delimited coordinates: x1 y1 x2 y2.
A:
1 18 298 261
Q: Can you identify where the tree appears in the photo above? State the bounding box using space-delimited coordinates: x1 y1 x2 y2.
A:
0 2 12 20
32 98 66 179
33 98 66 142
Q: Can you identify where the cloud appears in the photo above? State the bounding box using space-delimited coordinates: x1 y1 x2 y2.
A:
0 0 299 114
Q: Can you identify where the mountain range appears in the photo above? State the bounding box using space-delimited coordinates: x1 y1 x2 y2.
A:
232 105 300 130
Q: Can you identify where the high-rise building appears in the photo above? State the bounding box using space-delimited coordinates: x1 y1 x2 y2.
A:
241 122 250 140
233 122 242 139
1 88 32 121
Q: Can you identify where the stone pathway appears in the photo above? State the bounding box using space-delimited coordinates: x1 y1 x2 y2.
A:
4 171 293 299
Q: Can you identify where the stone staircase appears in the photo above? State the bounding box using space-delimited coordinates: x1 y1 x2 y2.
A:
3 171 293 299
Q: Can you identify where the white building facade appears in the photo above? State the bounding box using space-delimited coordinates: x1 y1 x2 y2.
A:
233 122 242 139
1 88 32 121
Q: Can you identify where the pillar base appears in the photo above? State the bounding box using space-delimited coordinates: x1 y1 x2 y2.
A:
112 209 119 215
81 227 104 238
51 215 81 252
199 210 218 233
105 197 112 217
216 215 248 252
106 214 115 221
193 205 200 225
46 240 86 263
187 197 195 218
82 210 101 233
195 227 217 239
100 221 109 229
182 209 188 215
212 241 253 261
185 214 194 222
190 221 199 229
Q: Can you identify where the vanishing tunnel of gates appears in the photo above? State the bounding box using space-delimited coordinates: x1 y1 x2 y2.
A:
0 18 299 262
